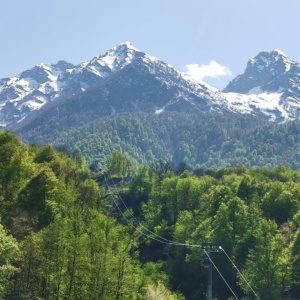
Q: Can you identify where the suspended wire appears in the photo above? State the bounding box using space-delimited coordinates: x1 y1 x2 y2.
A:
203 250 239 300
103 171 203 248
220 246 260 300
109 172 217 248
108 173 174 243
94 162 204 248
98 166 258 300
102 168 242 299
103 174 171 245
103 173 191 246
93 164 180 245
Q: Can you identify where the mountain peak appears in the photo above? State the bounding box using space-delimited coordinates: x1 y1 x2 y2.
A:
223 49 300 123
114 41 140 52
247 49 295 75
106 41 141 64
272 49 287 56
224 49 296 94
256 49 287 58
82 42 144 76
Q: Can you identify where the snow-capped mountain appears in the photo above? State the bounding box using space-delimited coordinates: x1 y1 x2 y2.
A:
0 42 148 127
0 61 74 127
1 44 300 130
223 50 300 122
1 42 229 130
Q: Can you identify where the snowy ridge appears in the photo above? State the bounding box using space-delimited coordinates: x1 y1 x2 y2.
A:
223 49 300 122
0 62 73 127
1 44 300 128
67 42 144 78
224 91 290 122
249 50 293 73
0 43 149 127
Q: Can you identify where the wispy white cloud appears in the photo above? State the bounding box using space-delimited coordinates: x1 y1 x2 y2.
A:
184 61 232 80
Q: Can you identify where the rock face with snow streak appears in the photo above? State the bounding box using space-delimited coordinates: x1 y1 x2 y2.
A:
223 50 300 122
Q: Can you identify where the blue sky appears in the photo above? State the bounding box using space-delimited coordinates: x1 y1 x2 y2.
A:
1 0 300 88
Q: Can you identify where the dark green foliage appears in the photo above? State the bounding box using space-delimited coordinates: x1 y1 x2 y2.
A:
18 111 300 171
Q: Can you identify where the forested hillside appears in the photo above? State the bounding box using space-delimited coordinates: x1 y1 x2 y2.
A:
19 111 300 170
0 131 182 300
2 130 300 299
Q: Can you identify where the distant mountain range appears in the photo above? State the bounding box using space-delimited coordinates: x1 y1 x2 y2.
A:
1 42 300 131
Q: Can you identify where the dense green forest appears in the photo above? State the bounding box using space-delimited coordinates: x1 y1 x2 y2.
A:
18 111 300 170
2 130 300 299
0 131 182 300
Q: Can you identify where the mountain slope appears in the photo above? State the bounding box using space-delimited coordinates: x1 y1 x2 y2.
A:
2 43 300 131
1 43 147 128
223 50 300 122
19 111 300 170
3 44 300 170
10 43 229 132
0 60 74 127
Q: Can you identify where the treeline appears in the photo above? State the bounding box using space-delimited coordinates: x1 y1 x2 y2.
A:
0 131 182 300
18 111 300 170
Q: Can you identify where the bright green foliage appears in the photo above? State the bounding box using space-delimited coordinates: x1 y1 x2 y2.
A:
17 167 59 229
0 131 35 219
212 197 252 260
106 150 134 177
129 164 300 299
0 220 20 298
290 214 300 296
0 131 159 300
146 282 184 300
240 219 287 300
237 174 257 204
15 210 144 300
262 183 300 224
129 164 154 203
4 130 300 299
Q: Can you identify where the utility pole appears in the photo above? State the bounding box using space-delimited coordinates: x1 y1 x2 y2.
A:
207 261 212 300
201 242 222 300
